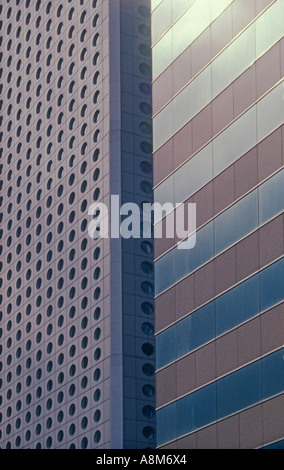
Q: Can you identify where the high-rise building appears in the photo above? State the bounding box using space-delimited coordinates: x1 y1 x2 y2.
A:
153 0 284 449
0 0 155 449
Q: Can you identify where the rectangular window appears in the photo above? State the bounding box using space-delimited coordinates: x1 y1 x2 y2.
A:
217 360 262 419
256 0 284 58
260 256 284 311
155 248 174 296
174 303 215 362
177 382 217 437
259 168 284 225
152 0 163 12
216 274 260 336
212 24 256 98
262 348 284 400
174 142 213 206
213 106 257 177
152 0 195 44
214 188 258 255
153 100 173 152
156 401 177 447
156 324 176 369
257 80 284 143
154 172 174 209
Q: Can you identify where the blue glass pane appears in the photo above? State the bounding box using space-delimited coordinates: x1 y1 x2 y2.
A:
215 189 258 255
154 176 174 216
213 107 257 177
172 0 195 23
156 327 175 369
262 348 284 400
182 222 214 274
192 383 217 431
174 143 213 205
257 80 284 143
263 439 284 449
191 222 214 271
174 240 192 283
175 316 192 360
190 302 215 350
216 274 260 336
157 401 177 447
260 257 284 311
177 383 216 436
152 0 172 44
217 360 262 419
155 249 174 295
177 391 194 437
259 169 284 225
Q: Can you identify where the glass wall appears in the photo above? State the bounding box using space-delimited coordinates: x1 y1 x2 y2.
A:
152 0 195 43
155 169 284 295
156 257 284 369
153 0 284 151
153 0 234 79
157 348 284 446
154 80 284 212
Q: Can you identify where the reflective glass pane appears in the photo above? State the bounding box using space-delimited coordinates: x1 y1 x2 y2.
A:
189 65 212 119
262 348 284 400
178 382 216 436
187 221 214 272
172 1 211 60
174 238 192 283
157 348 284 445
216 274 260 336
259 169 284 225
213 106 257 177
155 248 174 295
172 85 191 133
152 0 163 11
177 391 194 437
257 81 284 144
153 0 196 44
157 401 177 447
191 382 217 431
175 315 192 360
153 0 234 79
264 440 284 449
214 188 258 255
175 310 214 362
156 326 175 369
217 360 262 419
172 0 195 23
173 66 212 135
211 0 234 18
174 221 214 283
260 257 284 311
190 301 215 350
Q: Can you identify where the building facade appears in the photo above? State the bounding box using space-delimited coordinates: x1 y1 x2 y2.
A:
153 0 284 448
0 0 155 449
